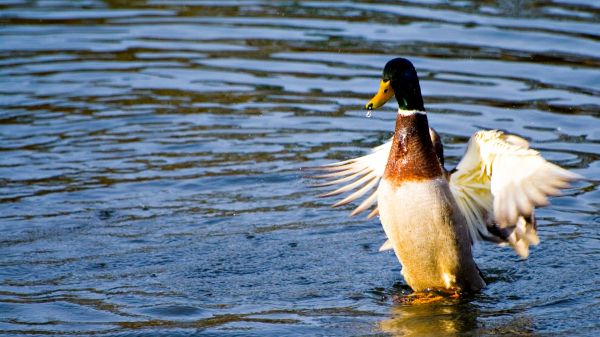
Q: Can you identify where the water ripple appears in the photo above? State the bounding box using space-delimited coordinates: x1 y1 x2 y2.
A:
0 0 599 336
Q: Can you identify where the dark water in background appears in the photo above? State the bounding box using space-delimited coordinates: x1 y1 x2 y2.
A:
0 0 599 336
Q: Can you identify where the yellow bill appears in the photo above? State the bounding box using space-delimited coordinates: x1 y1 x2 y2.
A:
365 80 394 110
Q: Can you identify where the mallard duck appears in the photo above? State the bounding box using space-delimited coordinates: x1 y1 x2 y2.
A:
313 58 580 294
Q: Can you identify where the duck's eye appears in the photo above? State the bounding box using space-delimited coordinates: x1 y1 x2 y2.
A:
384 89 388 93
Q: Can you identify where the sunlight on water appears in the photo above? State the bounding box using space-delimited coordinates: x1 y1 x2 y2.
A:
0 0 599 336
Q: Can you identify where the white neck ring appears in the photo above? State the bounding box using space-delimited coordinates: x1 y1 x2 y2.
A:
397 109 426 116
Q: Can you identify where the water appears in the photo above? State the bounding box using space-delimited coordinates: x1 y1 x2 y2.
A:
0 0 599 336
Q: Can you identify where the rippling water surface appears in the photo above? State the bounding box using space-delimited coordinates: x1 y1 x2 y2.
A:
1 0 599 336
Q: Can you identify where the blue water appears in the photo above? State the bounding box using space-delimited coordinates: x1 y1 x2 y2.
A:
0 0 599 336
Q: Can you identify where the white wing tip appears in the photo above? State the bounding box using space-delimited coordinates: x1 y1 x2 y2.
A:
378 240 393 252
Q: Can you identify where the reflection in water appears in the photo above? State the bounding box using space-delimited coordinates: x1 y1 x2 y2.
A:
380 300 538 337
379 301 478 337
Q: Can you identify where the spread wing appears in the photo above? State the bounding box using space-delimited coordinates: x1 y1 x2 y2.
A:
311 129 580 258
310 139 391 219
449 130 581 258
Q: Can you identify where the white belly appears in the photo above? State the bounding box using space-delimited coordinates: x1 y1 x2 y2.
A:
377 178 477 291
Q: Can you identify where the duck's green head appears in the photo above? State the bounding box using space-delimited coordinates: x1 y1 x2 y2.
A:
365 58 425 112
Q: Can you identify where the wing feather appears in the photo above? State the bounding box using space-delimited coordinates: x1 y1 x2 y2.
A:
450 130 581 257
319 171 376 197
309 138 391 217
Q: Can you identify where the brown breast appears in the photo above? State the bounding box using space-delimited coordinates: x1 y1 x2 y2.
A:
383 112 444 185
